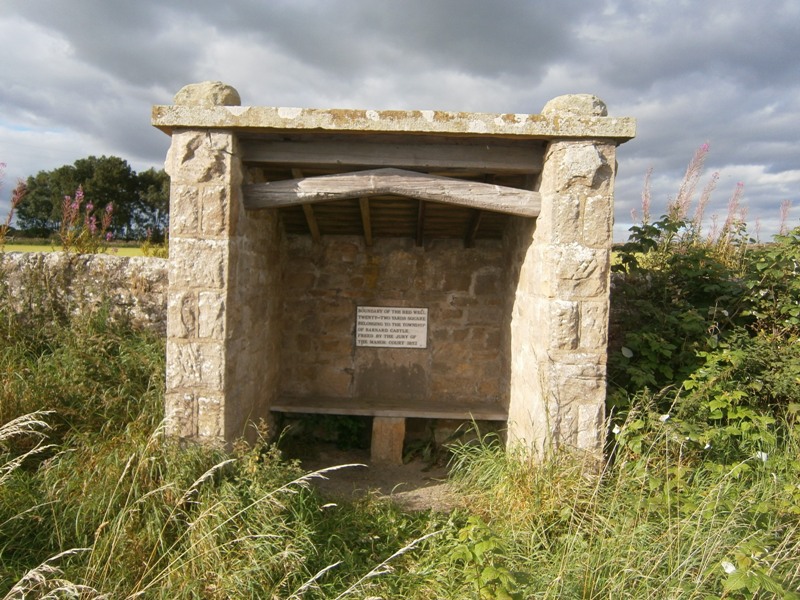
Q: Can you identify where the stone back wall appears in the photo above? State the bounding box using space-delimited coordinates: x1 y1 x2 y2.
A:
279 235 508 408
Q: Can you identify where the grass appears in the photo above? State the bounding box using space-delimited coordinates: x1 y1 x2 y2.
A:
2 300 798 597
1 239 799 597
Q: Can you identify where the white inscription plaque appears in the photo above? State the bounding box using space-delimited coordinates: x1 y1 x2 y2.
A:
356 306 428 348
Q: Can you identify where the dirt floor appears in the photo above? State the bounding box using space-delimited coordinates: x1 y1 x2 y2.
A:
287 443 458 512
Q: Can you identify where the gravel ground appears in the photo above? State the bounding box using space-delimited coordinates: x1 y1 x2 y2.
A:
288 443 457 512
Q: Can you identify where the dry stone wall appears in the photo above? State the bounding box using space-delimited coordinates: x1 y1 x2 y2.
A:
0 252 168 332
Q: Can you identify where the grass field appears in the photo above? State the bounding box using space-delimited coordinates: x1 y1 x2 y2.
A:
2 243 145 257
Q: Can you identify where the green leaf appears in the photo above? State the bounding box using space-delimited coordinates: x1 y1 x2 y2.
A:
723 570 750 592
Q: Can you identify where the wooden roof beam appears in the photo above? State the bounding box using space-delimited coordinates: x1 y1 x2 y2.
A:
243 168 540 218
240 137 543 175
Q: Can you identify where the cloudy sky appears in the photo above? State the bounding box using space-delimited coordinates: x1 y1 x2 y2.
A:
1 0 798 240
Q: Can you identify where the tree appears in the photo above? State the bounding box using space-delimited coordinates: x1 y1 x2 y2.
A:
73 156 139 236
134 168 170 241
15 156 169 239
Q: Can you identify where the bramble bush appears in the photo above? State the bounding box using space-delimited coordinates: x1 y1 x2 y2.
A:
609 144 800 467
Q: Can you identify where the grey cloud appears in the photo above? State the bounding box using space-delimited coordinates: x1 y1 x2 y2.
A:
1 0 798 237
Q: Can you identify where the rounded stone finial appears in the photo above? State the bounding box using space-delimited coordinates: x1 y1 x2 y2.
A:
541 94 607 117
174 81 241 107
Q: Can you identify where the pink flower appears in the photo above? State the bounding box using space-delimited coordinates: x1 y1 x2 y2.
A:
105 231 113 242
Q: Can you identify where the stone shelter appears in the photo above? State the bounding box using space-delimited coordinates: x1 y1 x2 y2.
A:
152 81 635 464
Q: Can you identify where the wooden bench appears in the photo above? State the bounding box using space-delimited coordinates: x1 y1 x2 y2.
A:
271 396 507 465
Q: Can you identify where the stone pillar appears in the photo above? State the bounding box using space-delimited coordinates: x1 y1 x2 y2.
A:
507 94 616 458
163 82 242 442
163 81 283 444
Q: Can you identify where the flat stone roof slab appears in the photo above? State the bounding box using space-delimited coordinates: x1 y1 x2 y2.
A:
152 105 636 141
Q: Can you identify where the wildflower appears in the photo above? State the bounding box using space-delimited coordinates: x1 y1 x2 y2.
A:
105 231 113 242
721 561 736 574
754 451 768 463
704 442 711 450
658 414 670 422
612 424 621 435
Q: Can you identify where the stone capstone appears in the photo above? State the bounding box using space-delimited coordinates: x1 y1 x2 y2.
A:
541 94 608 117
174 81 241 107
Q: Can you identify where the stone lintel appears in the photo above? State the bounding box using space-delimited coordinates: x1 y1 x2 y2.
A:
152 105 636 141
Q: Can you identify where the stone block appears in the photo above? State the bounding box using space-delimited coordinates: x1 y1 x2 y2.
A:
536 192 582 244
559 143 607 189
167 290 196 339
577 402 605 452
371 417 405 465
579 301 609 351
324 239 360 263
550 300 579 350
200 186 230 236
197 394 224 439
170 185 200 236
472 268 501 296
165 391 198 438
168 238 228 289
552 244 609 298
582 194 613 248
198 291 226 339
553 364 605 409
466 304 503 326
442 271 472 292
167 131 234 184
166 340 225 392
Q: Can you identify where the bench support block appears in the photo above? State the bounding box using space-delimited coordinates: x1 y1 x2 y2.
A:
371 417 406 465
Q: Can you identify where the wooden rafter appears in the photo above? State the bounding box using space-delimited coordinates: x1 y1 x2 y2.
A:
358 197 373 246
416 200 426 247
243 168 540 217
292 169 320 242
465 210 483 248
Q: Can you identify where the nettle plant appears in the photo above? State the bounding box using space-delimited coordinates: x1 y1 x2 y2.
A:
58 186 113 254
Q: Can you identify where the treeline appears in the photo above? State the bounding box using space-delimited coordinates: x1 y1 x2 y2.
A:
14 155 169 241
